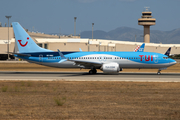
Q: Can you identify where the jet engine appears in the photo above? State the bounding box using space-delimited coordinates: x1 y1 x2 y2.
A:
100 63 122 73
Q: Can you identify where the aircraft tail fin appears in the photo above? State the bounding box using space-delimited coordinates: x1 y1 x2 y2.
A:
79 48 82 52
134 46 140 52
134 43 145 52
165 47 171 56
12 22 52 53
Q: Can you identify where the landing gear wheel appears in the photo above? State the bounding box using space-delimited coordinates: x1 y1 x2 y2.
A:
157 72 161 75
93 69 97 74
89 70 93 74
89 69 97 74
157 70 161 75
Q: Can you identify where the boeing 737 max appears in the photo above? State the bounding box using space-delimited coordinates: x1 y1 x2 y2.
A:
12 22 176 74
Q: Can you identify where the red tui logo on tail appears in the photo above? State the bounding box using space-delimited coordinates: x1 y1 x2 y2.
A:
18 37 29 47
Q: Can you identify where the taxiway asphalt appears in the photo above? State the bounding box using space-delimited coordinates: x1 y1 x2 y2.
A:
0 71 180 82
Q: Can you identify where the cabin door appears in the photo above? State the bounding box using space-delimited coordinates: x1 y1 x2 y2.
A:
39 54 43 62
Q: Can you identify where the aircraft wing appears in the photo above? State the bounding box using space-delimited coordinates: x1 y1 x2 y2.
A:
69 59 102 68
57 49 102 68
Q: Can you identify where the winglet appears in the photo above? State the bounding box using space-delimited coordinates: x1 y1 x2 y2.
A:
165 47 171 56
57 49 66 59
57 49 67 63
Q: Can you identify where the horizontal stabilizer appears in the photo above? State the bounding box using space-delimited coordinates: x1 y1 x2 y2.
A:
10 52 31 57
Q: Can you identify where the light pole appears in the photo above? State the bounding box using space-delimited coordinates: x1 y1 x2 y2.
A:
88 40 90 51
74 17 77 36
99 42 101 51
92 23 94 40
5 16 11 60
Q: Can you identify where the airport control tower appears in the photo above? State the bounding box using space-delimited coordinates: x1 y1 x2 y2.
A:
138 7 156 43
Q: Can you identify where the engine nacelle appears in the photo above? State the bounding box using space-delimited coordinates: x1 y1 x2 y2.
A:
100 63 122 73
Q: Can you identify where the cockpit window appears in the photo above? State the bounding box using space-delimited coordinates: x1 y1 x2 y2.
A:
163 57 168 59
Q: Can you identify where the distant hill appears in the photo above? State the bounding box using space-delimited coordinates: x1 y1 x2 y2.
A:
80 27 180 44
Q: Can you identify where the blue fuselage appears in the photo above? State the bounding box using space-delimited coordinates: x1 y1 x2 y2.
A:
15 51 176 69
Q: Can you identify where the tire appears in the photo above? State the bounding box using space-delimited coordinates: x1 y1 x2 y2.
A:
157 72 161 75
89 70 93 74
93 69 97 74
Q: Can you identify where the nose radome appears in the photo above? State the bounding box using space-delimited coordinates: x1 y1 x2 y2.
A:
171 59 177 65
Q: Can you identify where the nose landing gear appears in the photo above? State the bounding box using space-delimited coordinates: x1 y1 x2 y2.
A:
157 70 161 75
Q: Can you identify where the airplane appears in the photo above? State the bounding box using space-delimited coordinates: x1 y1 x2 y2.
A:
134 43 145 52
12 22 176 75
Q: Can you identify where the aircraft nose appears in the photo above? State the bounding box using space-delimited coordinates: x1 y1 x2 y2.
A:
169 59 177 65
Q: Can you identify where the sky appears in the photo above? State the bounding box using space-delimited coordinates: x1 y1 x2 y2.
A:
1 0 180 35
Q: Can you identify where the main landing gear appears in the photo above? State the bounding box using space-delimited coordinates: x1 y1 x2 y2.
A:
89 69 97 74
157 70 161 75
